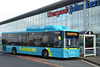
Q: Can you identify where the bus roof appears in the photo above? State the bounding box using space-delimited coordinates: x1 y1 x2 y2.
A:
26 25 69 32
2 25 79 33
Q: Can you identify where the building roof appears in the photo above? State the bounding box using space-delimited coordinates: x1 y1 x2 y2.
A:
0 0 83 25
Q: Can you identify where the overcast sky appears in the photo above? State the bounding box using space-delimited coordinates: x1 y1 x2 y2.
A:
0 0 60 22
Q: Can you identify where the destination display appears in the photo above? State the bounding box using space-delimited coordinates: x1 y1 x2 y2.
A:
67 32 78 36
65 32 79 37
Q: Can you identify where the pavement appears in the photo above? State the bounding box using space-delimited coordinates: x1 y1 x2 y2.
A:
80 56 100 66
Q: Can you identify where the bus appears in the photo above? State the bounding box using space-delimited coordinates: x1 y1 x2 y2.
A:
1 25 80 58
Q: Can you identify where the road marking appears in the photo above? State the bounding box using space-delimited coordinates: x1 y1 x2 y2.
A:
16 55 64 67
8 54 64 67
82 60 99 67
1 52 64 67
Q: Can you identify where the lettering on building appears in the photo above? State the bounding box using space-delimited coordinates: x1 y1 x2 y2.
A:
47 0 100 17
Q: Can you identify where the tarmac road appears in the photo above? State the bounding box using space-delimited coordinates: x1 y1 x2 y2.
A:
0 52 96 67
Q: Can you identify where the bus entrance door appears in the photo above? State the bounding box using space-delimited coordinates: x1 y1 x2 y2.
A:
20 35 28 54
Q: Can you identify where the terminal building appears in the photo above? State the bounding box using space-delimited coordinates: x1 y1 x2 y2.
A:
0 0 100 55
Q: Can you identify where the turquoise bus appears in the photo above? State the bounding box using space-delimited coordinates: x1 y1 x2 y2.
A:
1 25 80 58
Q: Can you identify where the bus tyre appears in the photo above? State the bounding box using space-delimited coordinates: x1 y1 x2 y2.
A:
12 48 17 55
42 50 49 59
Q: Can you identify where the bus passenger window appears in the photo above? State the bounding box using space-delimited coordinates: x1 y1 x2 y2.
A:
43 31 62 48
32 32 43 47
29 40 34 46
11 42 15 45
34 36 42 46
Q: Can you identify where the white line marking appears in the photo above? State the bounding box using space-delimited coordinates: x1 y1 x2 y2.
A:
82 60 99 67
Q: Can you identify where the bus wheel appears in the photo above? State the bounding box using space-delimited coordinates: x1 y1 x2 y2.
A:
42 50 49 59
12 48 17 55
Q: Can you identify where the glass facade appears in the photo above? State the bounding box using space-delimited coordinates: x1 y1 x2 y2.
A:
0 0 100 46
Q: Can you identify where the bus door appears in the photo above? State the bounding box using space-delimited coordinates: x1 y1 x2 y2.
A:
20 33 28 54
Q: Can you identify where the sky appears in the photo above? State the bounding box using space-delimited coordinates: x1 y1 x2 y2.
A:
0 0 60 22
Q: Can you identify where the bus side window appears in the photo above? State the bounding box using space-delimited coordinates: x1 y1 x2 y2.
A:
42 35 49 47
28 32 35 46
43 31 62 48
33 32 43 47
29 40 34 46
34 36 42 46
